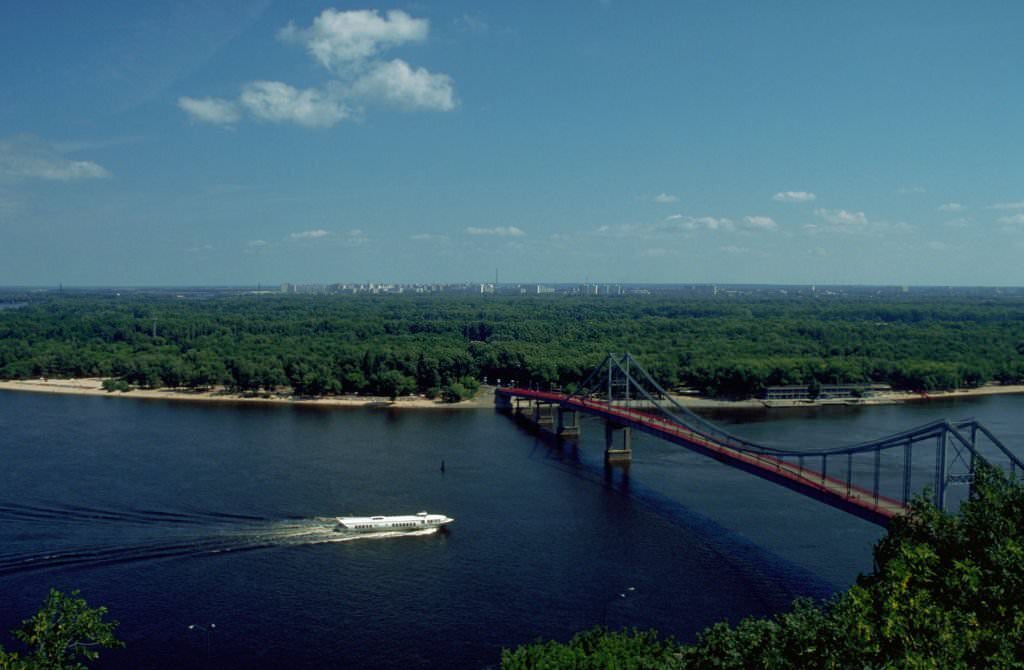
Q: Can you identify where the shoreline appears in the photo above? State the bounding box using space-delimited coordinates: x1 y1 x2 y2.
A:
672 384 1024 409
0 378 496 409
2 377 1024 411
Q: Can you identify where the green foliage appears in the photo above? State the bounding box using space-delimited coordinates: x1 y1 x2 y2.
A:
503 469 1024 669
501 627 682 669
2 293 1024 399
0 589 123 669
100 379 130 393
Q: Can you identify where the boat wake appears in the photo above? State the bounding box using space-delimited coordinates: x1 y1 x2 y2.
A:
0 503 439 577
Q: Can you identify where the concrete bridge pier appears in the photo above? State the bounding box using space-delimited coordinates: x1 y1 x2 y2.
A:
557 409 580 438
604 422 632 465
495 392 513 412
532 402 555 429
512 397 531 416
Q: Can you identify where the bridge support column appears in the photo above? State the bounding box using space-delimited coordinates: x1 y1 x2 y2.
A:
533 402 555 429
557 409 580 438
513 397 530 416
494 392 512 411
604 422 632 465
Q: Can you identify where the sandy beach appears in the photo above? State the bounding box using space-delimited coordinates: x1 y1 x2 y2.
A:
0 377 497 409
3 377 1024 411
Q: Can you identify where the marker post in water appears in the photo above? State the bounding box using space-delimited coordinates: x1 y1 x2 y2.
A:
188 623 216 657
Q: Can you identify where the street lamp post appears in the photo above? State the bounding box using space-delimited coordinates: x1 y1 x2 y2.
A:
188 623 216 657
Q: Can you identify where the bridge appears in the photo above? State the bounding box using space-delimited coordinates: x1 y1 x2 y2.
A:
495 353 1023 527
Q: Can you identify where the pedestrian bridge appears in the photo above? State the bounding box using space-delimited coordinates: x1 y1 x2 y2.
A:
496 353 1023 527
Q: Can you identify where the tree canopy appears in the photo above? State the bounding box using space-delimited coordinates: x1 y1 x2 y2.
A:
2 292 1023 399
0 589 123 670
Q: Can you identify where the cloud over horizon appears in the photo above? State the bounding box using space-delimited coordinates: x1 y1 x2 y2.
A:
289 229 331 240
0 135 111 181
278 9 428 71
466 226 524 237
178 97 241 125
772 191 815 203
815 208 869 227
180 8 455 128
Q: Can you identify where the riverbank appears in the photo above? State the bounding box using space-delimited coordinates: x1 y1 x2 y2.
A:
752 384 1024 409
3 377 1024 410
0 377 497 409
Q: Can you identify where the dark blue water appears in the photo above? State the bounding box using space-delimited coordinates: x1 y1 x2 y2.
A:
0 391 1021 669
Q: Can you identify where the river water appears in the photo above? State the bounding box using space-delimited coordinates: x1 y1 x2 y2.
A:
0 390 1021 669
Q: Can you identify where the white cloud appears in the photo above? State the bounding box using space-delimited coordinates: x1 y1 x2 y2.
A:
653 193 679 204
743 215 777 231
177 96 240 125
815 208 869 227
21 159 108 181
998 213 1024 226
600 212 778 239
466 226 524 237
0 135 110 181
897 185 927 195
720 245 751 254
247 239 270 247
454 13 488 34
411 233 448 241
944 218 971 228
240 81 349 128
596 222 649 237
926 241 949 250
351 59 456 111
279 9 428 72
342 228 369 246
640 248 675 257
772 191 816 203
989 201 1024 210
938 202 965 212
678 216 734 231
290 229 330 240
182 9 453 128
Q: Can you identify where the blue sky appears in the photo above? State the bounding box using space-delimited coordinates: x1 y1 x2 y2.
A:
2 1 1023 286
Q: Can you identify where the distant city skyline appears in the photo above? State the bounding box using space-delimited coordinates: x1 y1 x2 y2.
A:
2 2 1024 286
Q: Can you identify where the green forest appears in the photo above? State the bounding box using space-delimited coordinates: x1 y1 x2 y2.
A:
2 293 1024 399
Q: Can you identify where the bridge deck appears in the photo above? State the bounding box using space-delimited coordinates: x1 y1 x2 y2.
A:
499 388 904 525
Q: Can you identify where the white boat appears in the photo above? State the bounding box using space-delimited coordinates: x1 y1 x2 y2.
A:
335 511 454 533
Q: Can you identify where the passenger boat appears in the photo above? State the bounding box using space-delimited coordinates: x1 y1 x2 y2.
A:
335 511 454 532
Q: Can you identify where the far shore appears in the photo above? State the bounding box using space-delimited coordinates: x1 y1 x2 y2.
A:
0 377 496 409
3 377 1024 411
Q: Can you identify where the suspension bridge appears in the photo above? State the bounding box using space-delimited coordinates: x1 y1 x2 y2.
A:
495 353 1023 527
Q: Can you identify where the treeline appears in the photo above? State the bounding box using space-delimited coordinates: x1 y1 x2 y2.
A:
2 293 1024 398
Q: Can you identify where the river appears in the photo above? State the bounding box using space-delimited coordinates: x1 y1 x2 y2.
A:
0 390 1021 669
